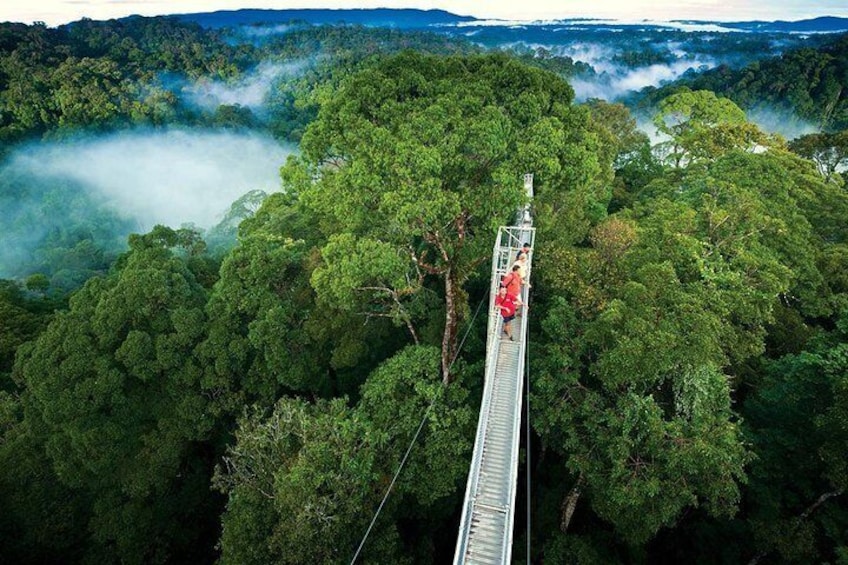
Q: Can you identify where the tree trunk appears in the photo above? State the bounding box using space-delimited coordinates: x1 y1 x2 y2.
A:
748 488 844 565
441 267 460 384
560 474 583 533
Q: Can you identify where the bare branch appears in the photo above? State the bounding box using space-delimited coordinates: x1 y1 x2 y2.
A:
748 489 844 565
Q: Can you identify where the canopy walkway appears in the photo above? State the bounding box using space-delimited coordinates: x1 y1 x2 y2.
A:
453 174 535 564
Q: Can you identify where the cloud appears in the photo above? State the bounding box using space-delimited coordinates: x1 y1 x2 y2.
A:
239 23 300 38
8 128 295 231
183 60 311 112
744 107 819 140
535 41 716 101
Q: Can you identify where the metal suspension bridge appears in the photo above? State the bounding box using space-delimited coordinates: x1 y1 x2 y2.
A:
351 174 536 565
453 173 535 564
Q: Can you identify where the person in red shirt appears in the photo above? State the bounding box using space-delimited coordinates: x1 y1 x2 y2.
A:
495 285 517 341
502 265 522 297
501 264 523 314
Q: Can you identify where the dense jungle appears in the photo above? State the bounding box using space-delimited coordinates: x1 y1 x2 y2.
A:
1 11 847 564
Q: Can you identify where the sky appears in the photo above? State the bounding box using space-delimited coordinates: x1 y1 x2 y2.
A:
4 0 848 28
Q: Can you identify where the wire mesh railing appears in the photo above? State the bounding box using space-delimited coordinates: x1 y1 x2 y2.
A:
454 180 535 563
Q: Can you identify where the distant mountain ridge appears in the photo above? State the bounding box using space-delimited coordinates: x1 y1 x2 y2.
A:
679 16 848 33
174 8 476 29
171 8 848 33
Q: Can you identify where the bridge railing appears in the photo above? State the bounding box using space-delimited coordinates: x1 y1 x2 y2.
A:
454 221 535 563
454 173 535 564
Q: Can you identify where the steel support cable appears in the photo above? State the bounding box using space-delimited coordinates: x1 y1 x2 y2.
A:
525 297 531 565
350 292 489 564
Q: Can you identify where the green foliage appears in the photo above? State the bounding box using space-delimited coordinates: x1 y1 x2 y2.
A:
293 51 554 239
3 16 848 563
215 345 473 564
209 103 258 129
0 279 60 387
585 99 652 171
511 46 595 79
0 18 257 141
584 99 660 211
216 396 387 565
356 346 474 507
788 129 848 183
0 411 90 563
200 223 321 407
13 227 218 563
198 190 396 412
534 280 750 543
530 107 848 544
542 531 624 564
638 34 848 131
742 333 848 562
3 19 477 143
288 50 600 380
258 24 479 141
652 89 776 167
528 103 612 246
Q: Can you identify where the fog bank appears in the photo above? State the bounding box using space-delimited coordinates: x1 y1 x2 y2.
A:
9 128 294 231
184 60 311 112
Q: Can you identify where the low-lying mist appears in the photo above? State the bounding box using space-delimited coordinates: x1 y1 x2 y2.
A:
185 60 313 113
536 41 819 139
0 128 295 282
10 129 293 230
571 58 715 101
524 41 717 101
745 106 819 141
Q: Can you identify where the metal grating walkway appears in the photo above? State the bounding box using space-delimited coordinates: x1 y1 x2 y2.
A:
454 174 535 564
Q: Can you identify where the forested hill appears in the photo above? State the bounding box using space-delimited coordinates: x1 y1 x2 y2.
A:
717 15 848 33
169 8 848 34
173 8 476 29
635 32 848 131
2 13 848 565
0 18 252 145
0 17 476 146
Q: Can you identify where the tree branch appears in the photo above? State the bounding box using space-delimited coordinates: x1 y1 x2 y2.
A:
747 489 844 565
561 474 584 533
355 284 420 345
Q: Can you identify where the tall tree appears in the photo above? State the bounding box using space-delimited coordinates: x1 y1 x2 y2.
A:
205 192 344 401
0 280 51 383
283 51 595 382
14 226 219 563
214 345 474 563
743 327 848 563
529 103 835 545
652 89 777 168
584 99 660 211
788 129 848 184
